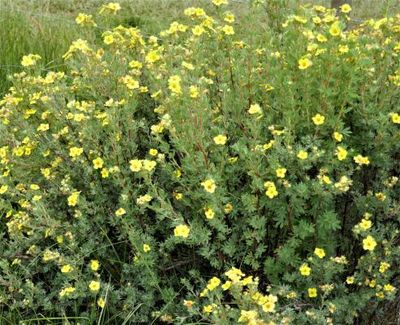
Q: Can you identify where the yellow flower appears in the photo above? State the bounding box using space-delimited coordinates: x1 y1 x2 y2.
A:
143 244 151 252
129 159 142 172
297 150 308 160
333 132 343 142
204 207 215 219
115 208 126 216
329 22 342 37
93 157 104 169
145 50 161 63
362 235 377 251
238 310 258 323
174 224 190 238
221 281 232 290
308 287 318 298
192 25 205 36
97 297 106 308
143 160 157 172
137 194 152 205
37 123 50 132
203 304 213 313
338 44 349 54
224 12 235 23
213 134 228 145
0 185 8 194
224 203 233 214
69 147 83 158
359 218 372 230
89 280 101 292
101 168 109 178
21 54 41 67
59 286 75 297
168 75 182 95
67 191 80 207
314 247 326 259
354 155 370 165
61 264 73 273
225 267 244 282
90 260 100 271
379 262 390 273
248 103 262 115
189 85 199 98
336 146 348 161
375 192 386 201
346 276 354 284
207 277 221 291
201 179 216 193
212 0 228 6
298 57 313 70
262 295 278 313
321 175 331 184
300 263 311 276
99 2 121 14
391 112 400 124
312 114 325 125
149 149 158 156
265 182 278 199
340 4 352 13
276 167 287 178
75 13 96 27
384 284 396 293
222 25 234 35
103 34 114 45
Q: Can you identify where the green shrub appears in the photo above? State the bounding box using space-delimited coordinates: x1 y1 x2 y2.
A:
1 1 400 324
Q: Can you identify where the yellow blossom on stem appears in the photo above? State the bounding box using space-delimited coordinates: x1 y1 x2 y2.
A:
143 244 151 253
363 235 377 251
298 57 313 70
299 263 311 276
213 134 228 145
314 247 326 259
89 280 100 292
308 287 318 298
312 113 325 125
201 179 216 193
174 224 190 238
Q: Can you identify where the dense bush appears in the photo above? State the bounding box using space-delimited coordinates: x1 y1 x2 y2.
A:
1 1 400 324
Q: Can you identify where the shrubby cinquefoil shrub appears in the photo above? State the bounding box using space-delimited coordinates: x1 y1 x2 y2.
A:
1 1 400 324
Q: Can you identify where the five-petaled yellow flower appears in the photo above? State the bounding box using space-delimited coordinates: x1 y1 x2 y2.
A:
143 244 151 252
298 57 312 70
312 114 325 125
89 280 100 292
354 155 370 165
90 260 100 271
276 167 287 178
299 263 311 276
93 157 104 169
115 208 126 216
201 179 216 193
297 150 308 160
248 103 262 115
363 235 377 251
213 134 228 145
340 4 352 13
314 247 326 259
308 287 318 298
174 224 190 238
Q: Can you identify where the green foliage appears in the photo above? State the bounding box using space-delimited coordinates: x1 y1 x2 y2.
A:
1 1 400 324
